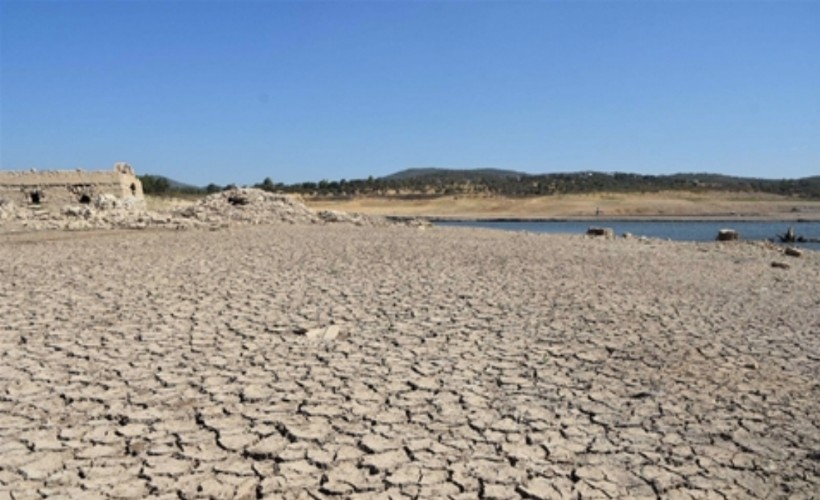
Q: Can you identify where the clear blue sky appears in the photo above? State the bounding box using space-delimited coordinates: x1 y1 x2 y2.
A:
1 1 818 186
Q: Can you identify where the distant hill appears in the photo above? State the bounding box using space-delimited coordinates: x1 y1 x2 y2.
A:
143 168 820 200
279 169 820 199
382 167 528 181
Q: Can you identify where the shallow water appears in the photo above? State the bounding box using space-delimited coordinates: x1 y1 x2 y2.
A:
437 219 820 251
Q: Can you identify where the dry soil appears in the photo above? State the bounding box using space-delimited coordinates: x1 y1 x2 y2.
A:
1 225 818 499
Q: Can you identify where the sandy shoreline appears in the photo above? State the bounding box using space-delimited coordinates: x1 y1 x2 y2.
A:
305 191 820 222
1 224 818 498
424 215 820 223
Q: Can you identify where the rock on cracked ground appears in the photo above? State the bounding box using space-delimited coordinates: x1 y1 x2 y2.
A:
1 225 818 499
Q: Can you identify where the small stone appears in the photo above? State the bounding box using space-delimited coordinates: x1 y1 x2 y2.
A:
323 325 340 340
785 247 803 257
771 261 790 269
304 325 341 341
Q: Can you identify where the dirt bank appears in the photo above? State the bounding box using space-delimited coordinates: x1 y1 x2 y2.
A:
306 191 820 220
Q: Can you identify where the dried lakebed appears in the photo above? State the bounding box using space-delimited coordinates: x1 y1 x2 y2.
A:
1 225 818 499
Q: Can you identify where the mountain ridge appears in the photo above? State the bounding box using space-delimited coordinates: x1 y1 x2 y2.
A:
382 167 528 181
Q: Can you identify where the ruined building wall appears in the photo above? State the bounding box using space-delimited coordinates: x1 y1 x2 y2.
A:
0 163 144 206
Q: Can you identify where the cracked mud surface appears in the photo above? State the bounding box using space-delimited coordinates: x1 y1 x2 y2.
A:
1 225 818 499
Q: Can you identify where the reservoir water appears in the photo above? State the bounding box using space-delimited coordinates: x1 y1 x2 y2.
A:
436 220 820 251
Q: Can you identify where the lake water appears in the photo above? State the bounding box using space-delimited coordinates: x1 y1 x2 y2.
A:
436 220 820 251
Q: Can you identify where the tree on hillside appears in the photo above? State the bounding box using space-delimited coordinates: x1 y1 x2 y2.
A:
138 175 171 195
255 177 276 192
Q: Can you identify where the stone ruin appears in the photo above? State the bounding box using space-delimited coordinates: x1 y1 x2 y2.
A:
0 180 428 232
0 162 144 207
0 162 428 231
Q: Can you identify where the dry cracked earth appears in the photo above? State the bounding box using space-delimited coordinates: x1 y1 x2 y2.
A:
1 225 818 499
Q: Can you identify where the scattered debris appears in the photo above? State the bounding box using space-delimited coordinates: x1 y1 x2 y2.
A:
771 261 791 269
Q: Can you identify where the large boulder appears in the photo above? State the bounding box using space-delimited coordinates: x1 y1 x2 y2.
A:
587 227 614 239
716 229 740 241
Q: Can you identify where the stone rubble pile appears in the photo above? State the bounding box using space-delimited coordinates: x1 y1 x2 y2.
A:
172 189 423 228
0 188 427 231
173 189 319 226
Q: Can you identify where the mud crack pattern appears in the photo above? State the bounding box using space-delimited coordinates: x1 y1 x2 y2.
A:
1 225 818 499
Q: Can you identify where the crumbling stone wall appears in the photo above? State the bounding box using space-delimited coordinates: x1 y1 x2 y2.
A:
0 162 144 206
